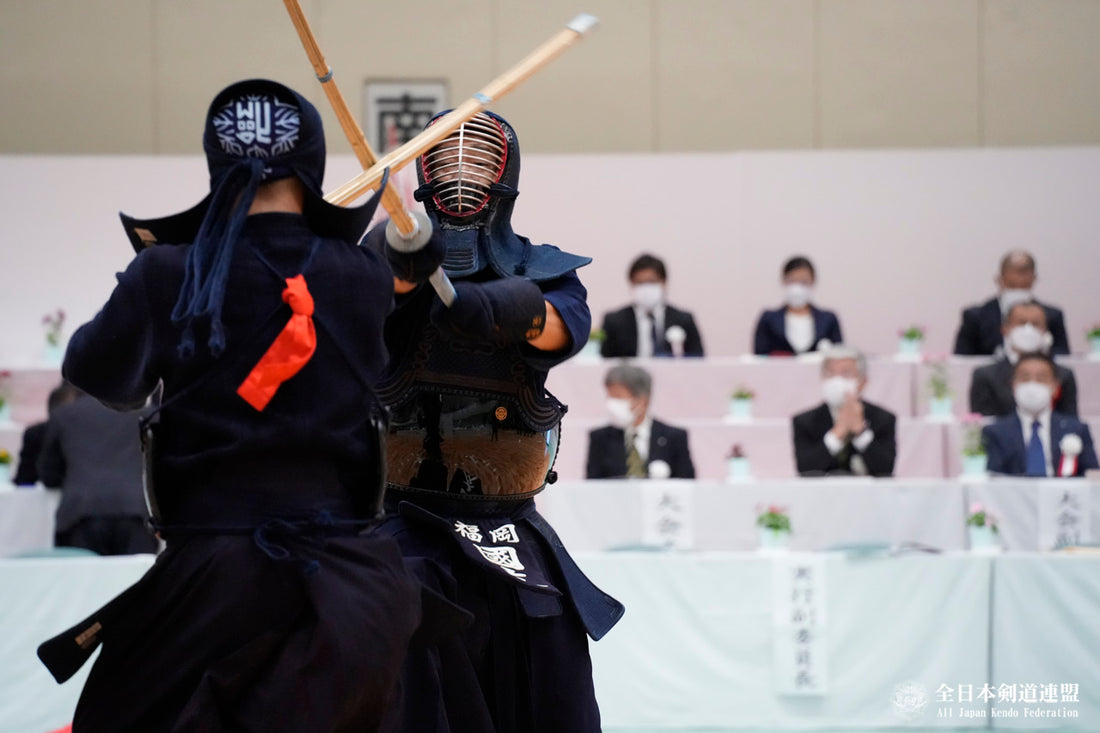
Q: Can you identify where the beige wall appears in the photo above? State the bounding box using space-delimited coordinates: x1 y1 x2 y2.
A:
2 0 1099 154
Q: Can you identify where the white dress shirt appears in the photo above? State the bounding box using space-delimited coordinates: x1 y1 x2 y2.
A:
633 305 666 358
1017 407 1053 477
784 311 814 354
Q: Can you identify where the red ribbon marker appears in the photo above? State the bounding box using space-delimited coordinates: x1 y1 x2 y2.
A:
237 274 317 411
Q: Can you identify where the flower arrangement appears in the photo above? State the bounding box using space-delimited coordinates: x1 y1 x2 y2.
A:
960 413 986 457
1088 324 1100 340
756 504 791 533
898 325 925 341
0 449 10 466
925 357 951 400
0 370 11 412
588 328 606 343
43 308 66 347
966 503 999 533
730 386 754 400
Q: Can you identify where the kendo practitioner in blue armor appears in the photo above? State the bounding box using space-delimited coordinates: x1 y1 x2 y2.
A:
36 79 431 731
367 111 625 732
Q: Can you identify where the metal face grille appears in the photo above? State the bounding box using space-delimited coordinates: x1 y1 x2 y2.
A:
422 113 507 217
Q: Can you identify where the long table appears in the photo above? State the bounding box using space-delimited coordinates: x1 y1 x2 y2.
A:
5 479 1097 559
2 552 1095 731
534 479 1099 553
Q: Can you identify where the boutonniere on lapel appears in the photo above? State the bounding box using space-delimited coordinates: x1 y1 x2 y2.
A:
665 325 686 358
647 459 671 479
1058 434 1083 477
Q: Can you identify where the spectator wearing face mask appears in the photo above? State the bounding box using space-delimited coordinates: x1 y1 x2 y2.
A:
599 254 705 358
969 300 1078 417
586 364 695 479
753 256 843 356
982 353 1097 477
953 250 1070 356
791 347 896 477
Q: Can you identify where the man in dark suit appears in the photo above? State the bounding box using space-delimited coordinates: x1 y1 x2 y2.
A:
983 353 1098 477
13 381 80 486
969 301 1078 417
954 250 1070 356
599 254 704 358
37 390 157 554
792 347 896 477
586 364 695 479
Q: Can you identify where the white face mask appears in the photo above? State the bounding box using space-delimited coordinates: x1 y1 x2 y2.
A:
632 283 664 311
606 398 637 429
1000 289 1032 312
784 283 813 308
1007 324 1052 355
822 376 858 408
1014 381 1052 415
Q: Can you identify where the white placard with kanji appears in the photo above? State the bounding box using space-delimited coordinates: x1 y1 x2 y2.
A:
772 554 828 695
641 482 694 550
1037 481 1091 550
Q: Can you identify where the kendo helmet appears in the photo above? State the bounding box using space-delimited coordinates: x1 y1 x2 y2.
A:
120 79 387 356
417 111 516 220
413 111 526 278
122 79 384 254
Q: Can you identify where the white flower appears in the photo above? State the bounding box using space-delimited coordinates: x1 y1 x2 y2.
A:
1059 434 1083 457
664 325 686 344
647 459 671 479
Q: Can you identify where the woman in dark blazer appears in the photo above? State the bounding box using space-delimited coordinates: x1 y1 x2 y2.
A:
753 256 843 356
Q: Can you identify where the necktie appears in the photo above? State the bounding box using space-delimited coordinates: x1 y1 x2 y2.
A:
625 430 646 478
1025 419 1046 477
647 311 661 356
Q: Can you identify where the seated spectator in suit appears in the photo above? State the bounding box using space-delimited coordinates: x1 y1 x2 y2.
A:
954 250 1070 356
586 364 695 479
792 347 896 477
37 388 157 555
983 353 1098 477
969 300 1078 417
753 256 843 356
13 381 80 486
599 254 704 358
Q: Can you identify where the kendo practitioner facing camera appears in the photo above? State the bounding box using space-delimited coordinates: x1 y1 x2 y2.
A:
37 79 426 731
367 111 624 732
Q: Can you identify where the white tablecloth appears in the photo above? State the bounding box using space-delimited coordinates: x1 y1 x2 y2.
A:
537 479 968 552
0 555 155 733
989 554 1100 729
0 488 57 557
582 551 994 729
1 552 1095 731
535 479 1100 553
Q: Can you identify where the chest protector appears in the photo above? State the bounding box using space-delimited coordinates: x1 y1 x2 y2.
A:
379 304 562 501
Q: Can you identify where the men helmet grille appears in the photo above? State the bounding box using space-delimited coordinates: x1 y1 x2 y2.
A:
422 113 507 217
